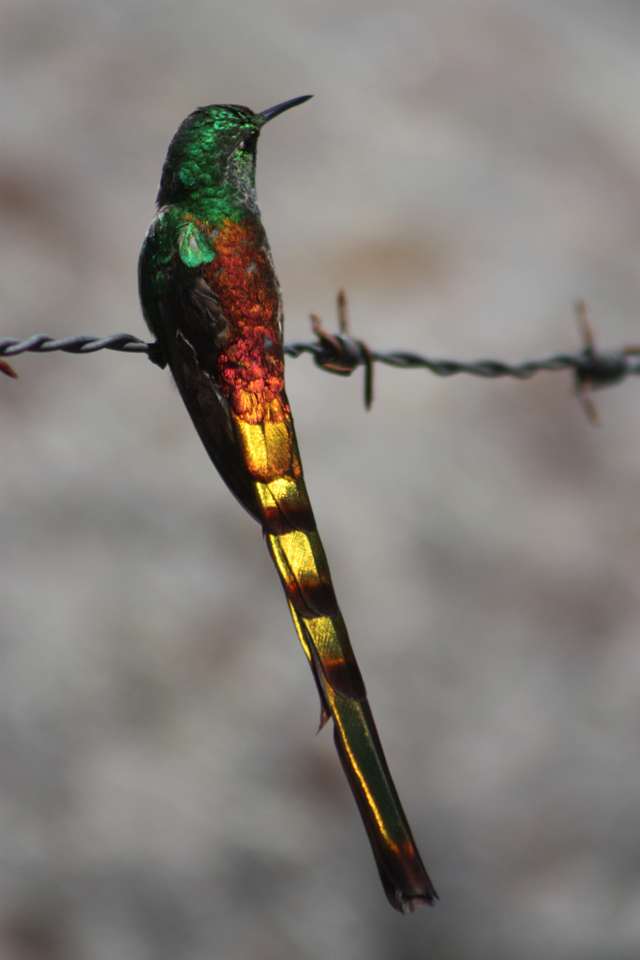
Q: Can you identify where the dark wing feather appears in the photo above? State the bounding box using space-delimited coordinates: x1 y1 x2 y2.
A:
142 248 262 521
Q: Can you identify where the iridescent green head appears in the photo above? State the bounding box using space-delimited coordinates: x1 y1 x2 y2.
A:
156 95 312 213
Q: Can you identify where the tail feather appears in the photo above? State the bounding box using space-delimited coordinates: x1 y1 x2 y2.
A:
233 408 437 909
266 509 438 910
287 600 438 911
266 529 365 701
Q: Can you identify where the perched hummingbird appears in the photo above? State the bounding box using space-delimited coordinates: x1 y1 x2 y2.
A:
138 96 437 912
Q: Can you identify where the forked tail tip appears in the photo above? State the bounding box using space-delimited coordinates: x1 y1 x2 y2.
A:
379 847 439 913
396 885 439 914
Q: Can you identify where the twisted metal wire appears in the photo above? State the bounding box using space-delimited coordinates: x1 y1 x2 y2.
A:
285 336 640 381
0 332 150 357
3 330 639 381
2 318 639 422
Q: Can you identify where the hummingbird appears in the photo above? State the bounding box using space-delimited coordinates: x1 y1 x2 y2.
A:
138 96 437 912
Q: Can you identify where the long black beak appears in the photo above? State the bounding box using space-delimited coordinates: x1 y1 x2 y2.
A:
259 95 313 125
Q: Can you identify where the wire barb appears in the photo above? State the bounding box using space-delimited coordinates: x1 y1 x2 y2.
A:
309 291 375 409
0 358 18 379
572 300 637 424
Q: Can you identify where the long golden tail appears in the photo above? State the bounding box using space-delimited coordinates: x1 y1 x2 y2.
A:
233 407 437 912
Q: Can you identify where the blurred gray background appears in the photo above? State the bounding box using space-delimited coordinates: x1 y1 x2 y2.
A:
3 1 640 958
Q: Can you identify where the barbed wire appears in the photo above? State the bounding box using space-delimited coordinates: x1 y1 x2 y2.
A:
2 297 639 422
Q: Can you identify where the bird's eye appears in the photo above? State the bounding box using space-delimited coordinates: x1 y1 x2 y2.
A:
239 132 258 154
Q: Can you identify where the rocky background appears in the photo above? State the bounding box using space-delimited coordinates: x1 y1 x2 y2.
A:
3 1 640 958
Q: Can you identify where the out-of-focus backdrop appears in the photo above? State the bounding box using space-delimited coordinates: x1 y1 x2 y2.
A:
3 2 640 958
